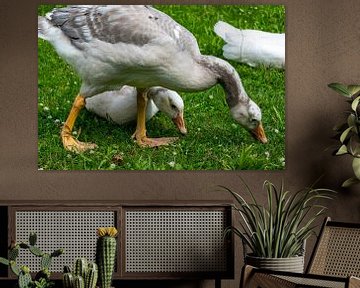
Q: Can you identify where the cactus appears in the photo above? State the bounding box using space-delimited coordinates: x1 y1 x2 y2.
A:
64 265 72 273
29 245 44 257
51 248 64 258
63 259 98 288
35 268 50 282
63 272 74 288
29 232 37 246
10 260 20 276
0 232 63 288
18 267 32 288
41 253 52 270
74 275 85 288
0 257 9 266
85 263 98 288
74 258 88 279
96 227 118 288
9 246 19 260
19 243 30 249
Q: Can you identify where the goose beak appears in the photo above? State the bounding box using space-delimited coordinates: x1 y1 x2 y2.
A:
251 122 267 144
172 112 187 135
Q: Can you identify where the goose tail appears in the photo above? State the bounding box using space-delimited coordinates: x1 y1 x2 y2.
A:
38 15 55 41
214 21 242 61
214 21 240 42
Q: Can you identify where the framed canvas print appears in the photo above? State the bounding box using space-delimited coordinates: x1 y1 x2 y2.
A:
38 4 285 170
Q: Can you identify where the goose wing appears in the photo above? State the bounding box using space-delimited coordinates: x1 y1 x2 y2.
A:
46 5 200 55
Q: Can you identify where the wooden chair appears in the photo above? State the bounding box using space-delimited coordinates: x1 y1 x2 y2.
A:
241 217 360 288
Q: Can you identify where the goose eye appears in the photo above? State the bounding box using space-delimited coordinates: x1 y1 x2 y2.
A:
171 104 177 110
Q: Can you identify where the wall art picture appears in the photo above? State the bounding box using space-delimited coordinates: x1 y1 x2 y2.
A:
38 5 285 170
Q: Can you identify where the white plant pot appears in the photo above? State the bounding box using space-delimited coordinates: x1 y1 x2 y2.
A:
245 254 305 273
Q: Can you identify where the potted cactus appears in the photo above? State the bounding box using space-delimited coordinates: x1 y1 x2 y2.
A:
96 227 118 288
62 258 98 288
0 232 63 288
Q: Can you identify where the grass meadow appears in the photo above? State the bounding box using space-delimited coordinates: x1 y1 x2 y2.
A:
38 5 285 170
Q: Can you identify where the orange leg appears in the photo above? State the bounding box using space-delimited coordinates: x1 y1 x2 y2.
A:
61 94 97 153
132 89 178 147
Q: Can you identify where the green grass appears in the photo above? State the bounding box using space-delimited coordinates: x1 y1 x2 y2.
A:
38 5 285 170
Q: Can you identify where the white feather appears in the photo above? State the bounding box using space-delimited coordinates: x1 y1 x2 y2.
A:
173 26 181 39
214 21 285 69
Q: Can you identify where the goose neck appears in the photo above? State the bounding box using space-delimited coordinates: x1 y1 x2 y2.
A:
199 55 249 108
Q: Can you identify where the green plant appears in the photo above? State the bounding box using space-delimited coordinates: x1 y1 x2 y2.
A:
62 259 98 288
96 227 118 288
33 278 54 288
222 180 334 258
0 232 63 288
328 83 360 187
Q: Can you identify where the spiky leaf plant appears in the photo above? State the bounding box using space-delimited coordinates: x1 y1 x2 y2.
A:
328 83 360 187
222 180 335 258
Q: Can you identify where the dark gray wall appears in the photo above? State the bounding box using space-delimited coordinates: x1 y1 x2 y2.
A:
1 1 360 287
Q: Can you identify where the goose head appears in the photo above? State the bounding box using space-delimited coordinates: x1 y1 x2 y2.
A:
201 56 268 143
148 87 187 135
230 100 267 143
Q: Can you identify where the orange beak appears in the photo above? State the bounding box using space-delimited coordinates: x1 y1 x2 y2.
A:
172 112 187 135
251 122 268 144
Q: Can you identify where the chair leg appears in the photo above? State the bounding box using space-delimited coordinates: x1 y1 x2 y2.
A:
215 278 221 288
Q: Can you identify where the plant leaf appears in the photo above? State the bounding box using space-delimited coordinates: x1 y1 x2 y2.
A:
222 180 335 258
10 261 20 276
351 96 360 111
328 83 352 97
352 157 360 179
349 135 360 156
0 257 9 266
348 114 356 127
348 85 360 97
342 177 360 187
340 126 353 143
336 145 348 155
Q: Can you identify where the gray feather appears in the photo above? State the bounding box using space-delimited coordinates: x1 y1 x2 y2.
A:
45 5 200 54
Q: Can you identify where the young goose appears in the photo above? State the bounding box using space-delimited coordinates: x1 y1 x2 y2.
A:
38 5 267 152
85 86 187 134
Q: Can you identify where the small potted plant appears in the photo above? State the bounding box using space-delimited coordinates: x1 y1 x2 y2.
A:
62 258 98 288
61 227 117 288
0 232 63 288
96 227 118 288
222 179 334 272
328 83 360 187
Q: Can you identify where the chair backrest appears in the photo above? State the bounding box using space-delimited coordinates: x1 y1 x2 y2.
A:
307 217 360 277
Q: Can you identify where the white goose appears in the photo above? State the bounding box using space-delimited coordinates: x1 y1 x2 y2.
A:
214 21 285 69
85 86 187 134
38 5 267 152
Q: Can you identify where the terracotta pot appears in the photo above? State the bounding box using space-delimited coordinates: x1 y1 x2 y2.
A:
245 254 304 273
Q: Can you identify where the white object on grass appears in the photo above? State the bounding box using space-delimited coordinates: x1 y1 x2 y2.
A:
214 21 285 69
85 86 187 134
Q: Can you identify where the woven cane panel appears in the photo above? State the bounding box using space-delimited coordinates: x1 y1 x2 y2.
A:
251 273 296 288
125 210 227 273
15 211 115 272
277 275 345 288
310 226 360 277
